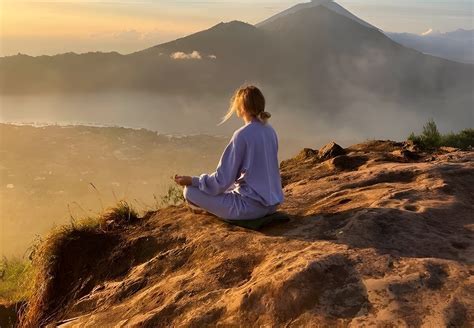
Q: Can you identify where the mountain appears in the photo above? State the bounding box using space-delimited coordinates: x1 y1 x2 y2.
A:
138 21 265 61
440 29 474 41
387 29 474 64
256 0 379 31
0 1 472 126
18 141 474 326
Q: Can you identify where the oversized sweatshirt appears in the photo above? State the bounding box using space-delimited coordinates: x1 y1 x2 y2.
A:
192 119 284 207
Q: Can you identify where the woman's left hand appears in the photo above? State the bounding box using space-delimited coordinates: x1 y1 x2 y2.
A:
174 175 193 186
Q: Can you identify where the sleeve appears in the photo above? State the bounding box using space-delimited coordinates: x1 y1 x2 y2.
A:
191 132 246 196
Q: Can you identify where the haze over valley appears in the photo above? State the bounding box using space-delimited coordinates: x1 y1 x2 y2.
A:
0 124 229 257
1 0 473 257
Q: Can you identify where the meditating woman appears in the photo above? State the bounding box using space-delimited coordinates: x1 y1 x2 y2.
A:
174 85 284 222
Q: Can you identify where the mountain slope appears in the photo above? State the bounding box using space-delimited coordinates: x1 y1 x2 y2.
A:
137 21 265 60
20 141 474 327
256 5 472 112
132 20 270 93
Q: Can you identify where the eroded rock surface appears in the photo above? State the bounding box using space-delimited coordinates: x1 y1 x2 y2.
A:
23 141 474 327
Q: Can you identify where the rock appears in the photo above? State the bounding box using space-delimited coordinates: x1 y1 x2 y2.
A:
403 140 420 153
318 142 345 161
392 149 420 161
279 149 319 186
439 146 458 153
327 155 368 171
401 149 420 160
347 140 403 153
294 148 318 162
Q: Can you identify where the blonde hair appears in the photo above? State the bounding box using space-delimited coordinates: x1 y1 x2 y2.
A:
220 85 271 125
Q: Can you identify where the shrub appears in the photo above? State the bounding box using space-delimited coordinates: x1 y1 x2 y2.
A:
421 119 441 149
408 120 473 151
440 129 474 149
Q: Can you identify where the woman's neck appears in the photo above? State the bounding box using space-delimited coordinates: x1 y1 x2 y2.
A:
243 114 256 124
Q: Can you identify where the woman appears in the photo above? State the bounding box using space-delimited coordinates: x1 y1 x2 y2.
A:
174 85 284 222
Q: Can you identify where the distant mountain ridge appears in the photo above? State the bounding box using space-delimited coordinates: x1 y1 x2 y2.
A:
387 29 474 64
0 1 472 129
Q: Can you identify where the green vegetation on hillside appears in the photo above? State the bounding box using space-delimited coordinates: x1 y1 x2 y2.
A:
408 119 474 150
0 257 34 304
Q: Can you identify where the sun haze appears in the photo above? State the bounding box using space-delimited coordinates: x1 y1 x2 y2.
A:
1 0 472 56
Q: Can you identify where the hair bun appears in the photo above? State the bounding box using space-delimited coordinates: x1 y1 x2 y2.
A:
258 111 271 121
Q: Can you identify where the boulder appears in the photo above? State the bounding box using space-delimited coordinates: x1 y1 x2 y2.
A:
318 142 345 161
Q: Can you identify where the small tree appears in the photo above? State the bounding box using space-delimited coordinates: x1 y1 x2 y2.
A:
421 119 441 149
408 132 422 145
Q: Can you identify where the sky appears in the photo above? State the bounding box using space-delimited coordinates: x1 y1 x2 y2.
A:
1 0 473 56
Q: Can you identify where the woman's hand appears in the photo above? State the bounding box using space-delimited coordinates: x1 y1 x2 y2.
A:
174 175 193 186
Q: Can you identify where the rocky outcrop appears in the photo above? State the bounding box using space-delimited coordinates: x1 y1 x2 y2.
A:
318 141 346 161
20 141 474 327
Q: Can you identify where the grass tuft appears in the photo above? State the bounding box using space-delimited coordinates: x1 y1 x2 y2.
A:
18 200 139 327
16 189 182 327
99 200 139 230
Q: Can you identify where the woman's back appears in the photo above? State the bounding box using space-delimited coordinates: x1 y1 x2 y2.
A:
232 119 284 207
175 84 284 221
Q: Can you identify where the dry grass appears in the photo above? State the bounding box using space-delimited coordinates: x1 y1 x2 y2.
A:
99 200 140 230
16 185 183 327
18 200 140 328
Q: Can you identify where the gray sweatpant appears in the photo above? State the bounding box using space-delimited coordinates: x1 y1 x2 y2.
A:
183 186 277 221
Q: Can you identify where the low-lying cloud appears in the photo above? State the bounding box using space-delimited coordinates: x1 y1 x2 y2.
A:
170 51 202 60
170 51 217 60
421 28 433 36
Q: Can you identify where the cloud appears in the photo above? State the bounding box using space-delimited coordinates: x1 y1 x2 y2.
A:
421 28 433 36
170 51 202 60
208 54 217 59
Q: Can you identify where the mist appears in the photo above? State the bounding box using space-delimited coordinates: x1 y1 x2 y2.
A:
3 86 472 257
1 85 471 148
